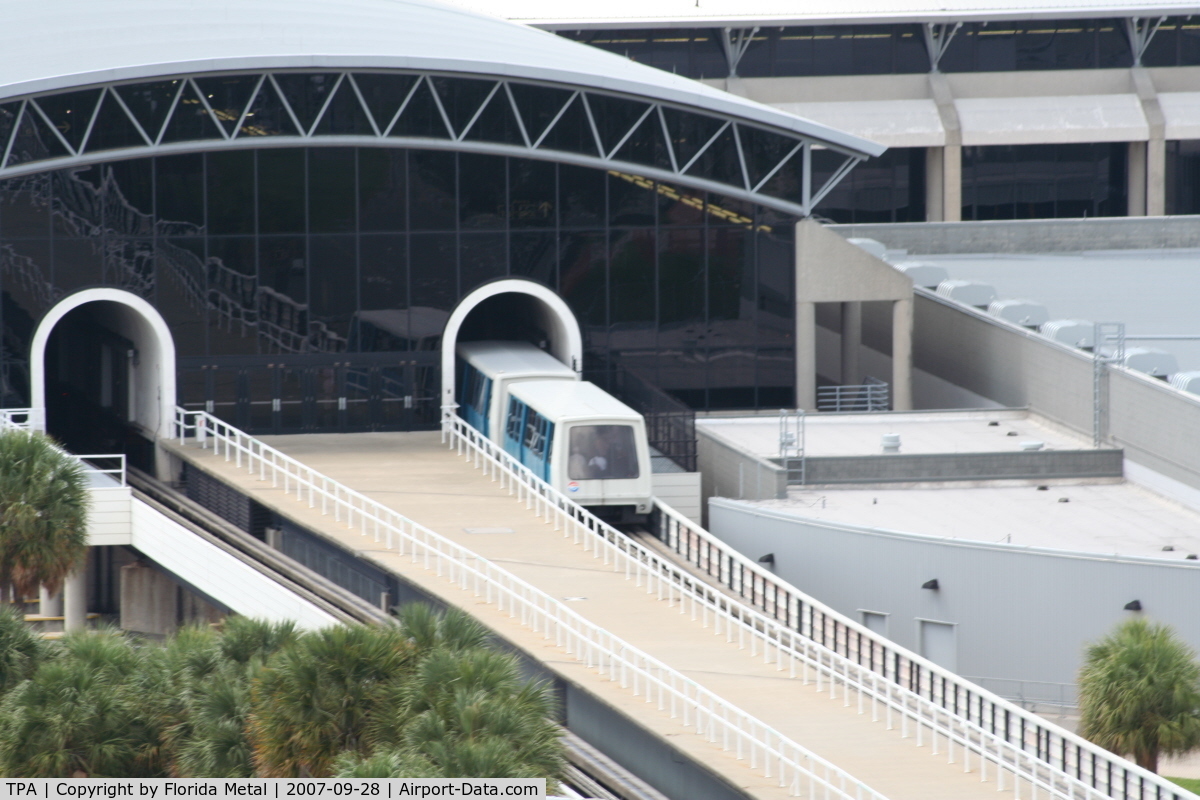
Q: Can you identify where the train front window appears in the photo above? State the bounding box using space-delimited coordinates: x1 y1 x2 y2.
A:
568 425 639 480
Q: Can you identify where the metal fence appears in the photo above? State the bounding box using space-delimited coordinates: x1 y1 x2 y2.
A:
646 508 1186 800
587 359 697 472
817 378 890 412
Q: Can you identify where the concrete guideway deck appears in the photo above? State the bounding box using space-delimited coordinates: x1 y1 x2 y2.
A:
164 430 1023 800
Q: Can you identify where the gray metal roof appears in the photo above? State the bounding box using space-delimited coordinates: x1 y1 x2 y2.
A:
449 0 1200 28
0 0 880 157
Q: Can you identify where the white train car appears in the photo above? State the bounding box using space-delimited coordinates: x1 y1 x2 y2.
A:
456 340 577 438
504 379 653 518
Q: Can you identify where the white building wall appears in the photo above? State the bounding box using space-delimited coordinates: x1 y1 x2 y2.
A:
709 497 1200 705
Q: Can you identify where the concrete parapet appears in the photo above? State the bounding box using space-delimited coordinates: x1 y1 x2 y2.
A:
696 425 789 508
795 449 1124 485
831 216 1200 255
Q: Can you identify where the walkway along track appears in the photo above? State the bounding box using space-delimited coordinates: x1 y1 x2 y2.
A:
166 418 899 800
126 467 668 800
164 410 1176 800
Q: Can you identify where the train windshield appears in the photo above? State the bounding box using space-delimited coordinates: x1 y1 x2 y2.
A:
568 425 639 480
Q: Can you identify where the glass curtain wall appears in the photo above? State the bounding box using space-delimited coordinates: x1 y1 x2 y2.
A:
559 26 928 79
813 147 926 223
937 20 1131 71
961 143 1127 219
561 19 1144 78
1166 140 1200 214
0 147 795 431
1142 18 1200 67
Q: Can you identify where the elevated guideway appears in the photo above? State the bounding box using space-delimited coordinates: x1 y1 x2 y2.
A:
0 409 340 629
163 409 1172 800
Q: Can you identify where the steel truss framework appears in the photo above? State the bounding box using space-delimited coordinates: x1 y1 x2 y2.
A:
0 70 866 218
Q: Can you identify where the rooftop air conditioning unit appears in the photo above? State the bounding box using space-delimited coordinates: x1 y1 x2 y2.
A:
1123 347 1177 379
846 238 887 260
1040 319 1094 350
988 299 1049 329
894 262 949 289
936 280 997 309
1170 371 1200 394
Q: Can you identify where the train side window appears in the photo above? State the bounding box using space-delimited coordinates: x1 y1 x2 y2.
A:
472 370 490 411
524 409 547 456
568 425 640 480
505 397 525 442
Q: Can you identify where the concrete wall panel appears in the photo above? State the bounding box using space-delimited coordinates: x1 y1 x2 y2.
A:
710 498 1200 704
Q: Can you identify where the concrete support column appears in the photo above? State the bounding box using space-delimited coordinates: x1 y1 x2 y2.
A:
925 147 945 221
840 301 862 385
1147 137 1166 216
1132 66 1167 216
892 298 914 411
120 561 178 636
1128 141 1148 216
928 72 962 222
63 570 87 632
942 145 962 222
795 301 816 411
39 586 62 618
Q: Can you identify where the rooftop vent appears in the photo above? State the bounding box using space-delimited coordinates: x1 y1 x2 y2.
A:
1040 319 1095 350
894 262 949 289
989 299 1049 329
937 280 997 309
846 238 888 260
1170 371 1200 394
1123 347 1177 379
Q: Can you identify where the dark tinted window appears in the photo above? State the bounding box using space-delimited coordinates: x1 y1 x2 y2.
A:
568 424 639 479
0 145 798 424
1166 140 1200 214
815 147 926 223
961 143 1127 219
939 20 1131 72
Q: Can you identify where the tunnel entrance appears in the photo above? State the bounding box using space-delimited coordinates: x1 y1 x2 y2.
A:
45 304 153 470
456 293 553 350
33 291 176 473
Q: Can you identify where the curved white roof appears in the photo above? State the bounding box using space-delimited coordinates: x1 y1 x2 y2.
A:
0 0 881 156
451 0 1200 27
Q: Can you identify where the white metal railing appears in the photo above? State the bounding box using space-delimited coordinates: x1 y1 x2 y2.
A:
172 407 884 800
438 412 1189 800
816 379 890 413
0 406 43 431
78 454 127 487
0 407 124 486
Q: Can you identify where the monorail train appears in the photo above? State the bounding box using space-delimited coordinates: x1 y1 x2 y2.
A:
457 341 653 517
457 341 577 437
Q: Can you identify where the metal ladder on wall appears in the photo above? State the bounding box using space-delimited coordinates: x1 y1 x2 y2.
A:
779 408 806 486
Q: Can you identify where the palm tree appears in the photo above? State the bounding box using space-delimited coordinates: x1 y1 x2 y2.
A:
172 619 298 778
0 430 89 601
249 624 415 776
1079 617 1200 773
373 648 564 784
0 604 49 696
0 630 167 777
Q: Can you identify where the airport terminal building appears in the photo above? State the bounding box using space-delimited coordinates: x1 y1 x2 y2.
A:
0 0 884 460
472 0 1200 223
